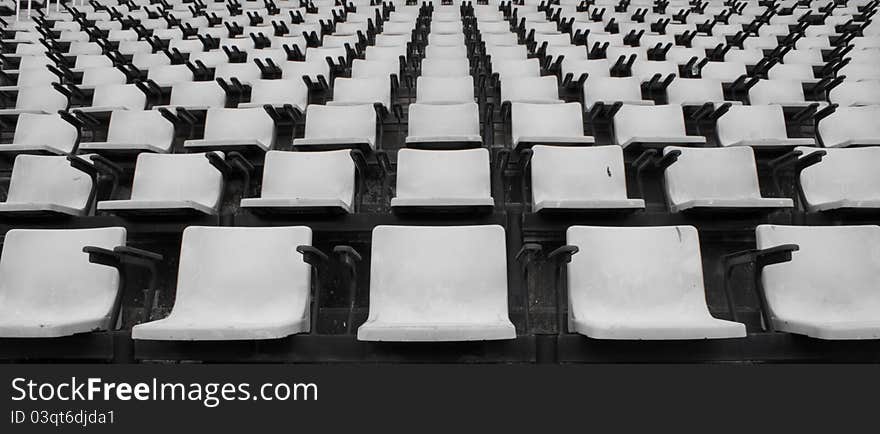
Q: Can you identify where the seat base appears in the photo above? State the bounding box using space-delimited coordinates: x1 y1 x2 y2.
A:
534 199 645 213
98 200 217 217
774 318 880 340
132 318 310 341
570 318 747 340
292 138 374 154
357 321 517 342
0 202 85 218
391 197 495 215
240 197 352 215
672 197 794 213
405 136 483 150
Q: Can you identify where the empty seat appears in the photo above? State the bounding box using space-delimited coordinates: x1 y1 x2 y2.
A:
501 76 560 104
241 150 358 214
817 106 880 148
78 83 148 112
796 147 880 212
0 113 77 155
406 102 482 148
828 81 880 107
132 226 313 340
415 76 475 104
80 110 176 153
755 225 880 339
0 227 127 337
147 64 195 87
528 145 645 212
357 225 516 341
613 104 706 148
238 79 308 110
511 102 595 150
420 58 471 77
97 152 224 216
0 85 68 116
184 107 275 152
328 77 391 109
666 78 737 106
663 146 794 212
717 105 815 148
563 225 747 339
749 79 819 106
293 104 377 152
153 81 227 111
0 154 94 217
391 148 494 212
584 77 654 108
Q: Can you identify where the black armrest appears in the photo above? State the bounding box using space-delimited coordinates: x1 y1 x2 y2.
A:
297 245 329 267
84 244 164 323
205 151 234 178
722 244 798 329
515 243 542 268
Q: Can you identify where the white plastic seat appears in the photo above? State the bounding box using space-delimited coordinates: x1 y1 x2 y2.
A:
153 81 227 111
184 107 275 152
79 110 176 153
420 58 471 77
748 79 820 107
391 148 493 211
131 226 313 341
755 225 880 339
406 102 482 147
213 61 262 85
797 146 880 211
240 150 356 214
501 76 560 104
427 32 465 46
238 79 308 110
281 60 330 82
78 66 128 90
584 76 653 108
511 102 595 150
147 64 195 87
351 59 400 80
666 78 737 106
817 105 880 148
767 63 818 83
838 62 880 82
529 145 645 212
613 104 706 148
78 83 148 112
0 113 77 155
492 58 542 80
0 66 56 91
0 155 94 217
717 105 815 148
357 225 516 341
294 104 377 151
564 225 747 339
828 81 880 107
0 85 68 116
424 45 468 59
97 152 225 216
663 146 794 212
327 77 391 109
700 61 747 82
415 76 475 104
0 227 127 338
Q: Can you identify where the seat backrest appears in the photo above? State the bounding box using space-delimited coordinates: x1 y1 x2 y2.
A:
395 148 491 200
147 64 195 87
492 58 542 80
171 226 312 321
512 102 584 142
303 103 377 145
106 110 175 152
584 76 644 105
613 104 688 141
169 81 227 108
351 59 399 79
485 44 528 61
129 152 224 208
531 145 630 203
630 60 679 82
91 84 147 110
798 147 880 205
214 62 262 84
330 77 391 108
249 79 308 109
6 154 93 210
12 113 77 153
80 66 128 87
420 58 471 77
717 105 789 146
663 146 763 201
666 78 726 105
749 79 807 105
281 60 330 81
0 227 125 322
427 32 465 46
700 61 747 81
566 225 711 322
756 225 880 322
501 76 560 103
15 66 57 87
260 150 355 206
367 225 509 324
408 102 480 138
829 81 880 106
203 107 275 147
416 76 475 103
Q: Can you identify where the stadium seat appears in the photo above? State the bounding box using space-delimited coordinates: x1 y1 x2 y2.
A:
79 110 176 154
666 78 738 106
828 81 880 107
406 102 482 148
184 107 276 152
584 77 653 108
0 227 127 337
717 105 815 148
527 145 645 212
132 226 313 340
97 152 225 216
501 76 560 104
78 83 148 113
662 146 794 212
0 85 68 116
796 147 880 212
391 148 494 213
0 113 77 155
416 76 475 104
293 104 377 152
420 58 471 77
561 225 747 339
0 155 94 217
754 225 880 339
238 79 309 110
817 106 880 148
328 77 392 109
613 104 706 148
240 150 359 214
357 225 516 341
511 102 595 150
